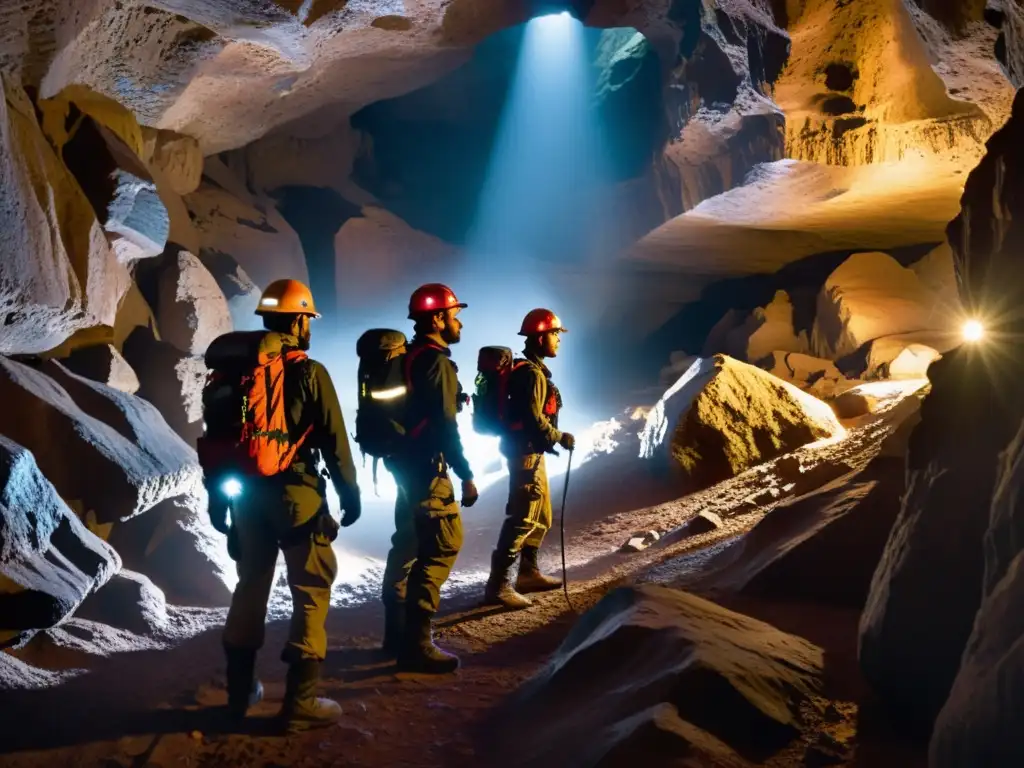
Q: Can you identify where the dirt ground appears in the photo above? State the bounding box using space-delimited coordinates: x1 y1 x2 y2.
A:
0 386 930 767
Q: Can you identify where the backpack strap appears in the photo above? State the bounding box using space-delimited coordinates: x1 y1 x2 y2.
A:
404 342 445 441
505 358 541 433
281 348 315 455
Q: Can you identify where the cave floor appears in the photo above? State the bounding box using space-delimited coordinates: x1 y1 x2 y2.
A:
0 384 931 768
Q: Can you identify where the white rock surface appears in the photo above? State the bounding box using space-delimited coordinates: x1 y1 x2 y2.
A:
0 75 129 355
0 435 120 647
812 252 946 360
61 344 141 394
0 356 201 526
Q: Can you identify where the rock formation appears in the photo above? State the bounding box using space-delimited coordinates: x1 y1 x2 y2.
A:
640 356 844 490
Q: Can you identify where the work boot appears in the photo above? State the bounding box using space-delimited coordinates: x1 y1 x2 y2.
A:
279 659 343 733
484 551 532 609
225 647 264 718
397 610 460 674
382 600 406 657
516 545 562 594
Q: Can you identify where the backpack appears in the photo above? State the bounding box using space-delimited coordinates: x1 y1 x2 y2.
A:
196 334 313 481
354 329 410 460
472 346 529 436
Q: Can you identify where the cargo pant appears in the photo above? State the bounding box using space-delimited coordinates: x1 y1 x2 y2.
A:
381 455 464 615
222 480 338 662
494 453 553 558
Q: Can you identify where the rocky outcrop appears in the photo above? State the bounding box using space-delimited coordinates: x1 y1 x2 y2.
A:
155 250 232 357
186 177 308 292
0 356 200 526
704 291 808 363
777 0 1004 169
760 352 841 389
811 252 948 360
75 569 170 636
62 344 140 395
490 584 823 765
929 418 1024 765
0 436 120 648
640 356 844 491
122 327 207 447
704 458 904 607
0 76 129 355
858 347 1015 728
39 86 170 264
199 250 262 332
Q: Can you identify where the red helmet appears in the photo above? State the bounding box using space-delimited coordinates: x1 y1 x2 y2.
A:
408 283 467 319
518 308 567 336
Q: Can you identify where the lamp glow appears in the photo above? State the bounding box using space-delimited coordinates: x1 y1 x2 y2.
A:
222 478 243 499
962 319 985 343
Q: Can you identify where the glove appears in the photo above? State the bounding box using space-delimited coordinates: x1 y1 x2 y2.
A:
320 514 341 542
340 489 362 528
559 432 576 452
461 479 479 508
208 503 230 535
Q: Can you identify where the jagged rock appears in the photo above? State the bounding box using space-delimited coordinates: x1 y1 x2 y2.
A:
911 242 960 311
859 348 1016 728
122 328 207 447
62 344 140 394
75 570 169 636
107 495 232 608
812 252 947 360
198 250 263 332
760 352 841 388
40 87 169 263
929 417 1024 766
639 356 844 491
334 206 457 311
491 585 822 765
777 0 997 167
837 333 953 379
0 435 120 647
705 458 904 608
187 180 307 291
0 76 129 355
155 250 233 356
140 128 202 196
705 291 808 363
687 510 724 535
659 351 698 387
0 356 200 526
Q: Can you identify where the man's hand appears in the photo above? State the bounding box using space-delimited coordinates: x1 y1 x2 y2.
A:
461 479 479 508
559 432 576 452
340 498 362 528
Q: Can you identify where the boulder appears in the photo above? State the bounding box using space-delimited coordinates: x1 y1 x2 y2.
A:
0 356 200 526
75 570 169 636
112 281 160 349
831 391 878 419
198 250 263 332
61 344 140 394
40 87 169 264
490 584 823 765
0 75 129 355
704 458 904 608
122 327 207 447
639 356 845 491
186 180 307 292
859 348 1016 728
107 495 232 607
911 242 960 312
812 252 947 360
155 250 233 356
0 435 120 648
839 336 945 380
687 510 724 535
930 419 1024 766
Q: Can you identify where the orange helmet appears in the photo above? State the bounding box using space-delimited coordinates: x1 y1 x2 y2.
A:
519 308 567 336
255 279 320 317
408 283 467 319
